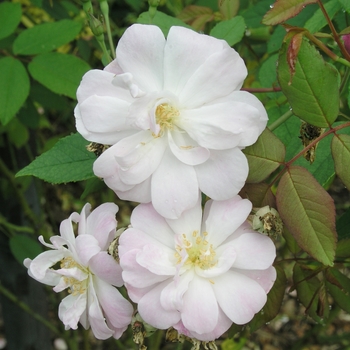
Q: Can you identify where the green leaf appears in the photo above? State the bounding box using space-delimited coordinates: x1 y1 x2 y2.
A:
81 177 106 199
293 263 324 322
249 265 286 332
262 0 317 26
331 133 350 189
16 133 96 183
28 53 90 99
210 16 245 46
326 268 350 313
0 2 21 40
13 19 82 55
304 0 342 33
336 207 350 241
276 166 337 266
137 11 191 36
339 0 350 12
244 128 285 183
219 0 239 19
335 238 350 258
0 57 30 125
242 0 271 28
6 118 29 148
240 182 276 208
9 235 43 265
277 39 340 128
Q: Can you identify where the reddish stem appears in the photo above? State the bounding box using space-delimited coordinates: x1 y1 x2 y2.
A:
241 87 282 93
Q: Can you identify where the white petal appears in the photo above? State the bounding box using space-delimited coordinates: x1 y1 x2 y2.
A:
115 177 152 203
165 195 202 236
181 276 218 334
151 149 199 219
114 131 167 185
58 293 87 330
116 24 165 92
179 48 247 108
230 233 276 270
178 101 260 150
168 130 209 166
138 280 181 329
196 149 248 200
203 196 252 247
77 95 132 144
213 270 267 325
234 266 276 293
129 204 176 248
164 26 228 96
75 234 101 266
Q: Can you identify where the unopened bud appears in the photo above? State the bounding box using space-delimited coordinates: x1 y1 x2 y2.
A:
252 206 283 239
342 34 350 56
87 13 104 38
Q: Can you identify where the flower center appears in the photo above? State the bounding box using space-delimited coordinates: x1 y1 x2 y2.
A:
175 231 217 270
155 103 179 135
60 257 89 296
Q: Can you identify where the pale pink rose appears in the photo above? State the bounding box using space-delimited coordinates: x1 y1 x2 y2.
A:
75 24 268 219
24 203 133 340
119 196 276 341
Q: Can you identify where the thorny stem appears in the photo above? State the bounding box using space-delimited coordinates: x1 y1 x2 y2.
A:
316 0 350 62
269 121 350 187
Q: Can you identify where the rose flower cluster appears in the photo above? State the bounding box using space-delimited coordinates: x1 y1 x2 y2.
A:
25 24 276 344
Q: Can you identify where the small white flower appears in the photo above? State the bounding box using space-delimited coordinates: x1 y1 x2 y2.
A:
119 196 276 341
24 203 133 340
75 24 268 219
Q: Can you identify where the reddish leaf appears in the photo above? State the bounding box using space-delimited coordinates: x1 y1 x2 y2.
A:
276 166 337 266
240 182 276 208
177 5 213 23
262 0 318 26
287 32 304 80
218 0 239 20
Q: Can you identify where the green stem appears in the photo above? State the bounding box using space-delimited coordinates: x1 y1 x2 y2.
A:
0 157 38 228
148 329 163 349
0 283 61 336
241 86 281 93
0 214 34 235
268 110 294 131
99 0 116 59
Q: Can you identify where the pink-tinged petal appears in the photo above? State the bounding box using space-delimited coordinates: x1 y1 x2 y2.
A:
76 69 133 104
195 149 248 201
151 149 199 219
87 277 114 339
136 244 176 275
76 203 89 237
77 95 132 144
202 197 252 247
160 269 194 312
138 280 181 329
181 276 218 334
89 252 124 287
179 48 247 108
213 270 267 325
75 234 101 266
234 266 276 293
120 250 169 288
116 24 165 92
124 283 154 303
28 250 66 280
115 177 152 203
195 245 236 279
58 293 87 330
93 276 133 331
230 233 276 270
115 132 167 185
168 130 209 166
164 26 228 96
165 196 202 236
178 102 260 150
182 307 232 342
129 204 175 248
86 202 119 249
